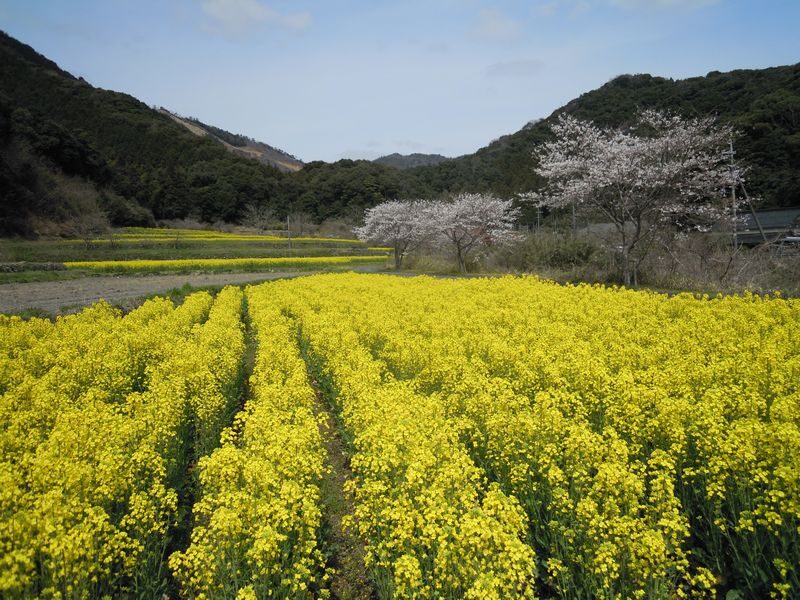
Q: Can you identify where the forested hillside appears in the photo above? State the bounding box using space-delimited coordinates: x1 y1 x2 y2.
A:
1 28 798 237
162 109 305 173
373 152 450 169
0 31 294 235
0 31 424 236
411 66 800 207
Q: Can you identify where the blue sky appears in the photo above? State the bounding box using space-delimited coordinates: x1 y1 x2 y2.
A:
1 1 798 162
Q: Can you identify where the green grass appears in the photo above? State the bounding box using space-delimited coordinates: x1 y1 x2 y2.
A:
0 270 95 284
0 238 379 263
0 227 391 281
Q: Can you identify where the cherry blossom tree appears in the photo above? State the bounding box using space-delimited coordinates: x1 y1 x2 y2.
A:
431 193 520 273
356 200 432 269
241 202 275 232
534 110 733 286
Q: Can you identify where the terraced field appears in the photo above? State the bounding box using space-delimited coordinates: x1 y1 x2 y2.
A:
0 227 389 313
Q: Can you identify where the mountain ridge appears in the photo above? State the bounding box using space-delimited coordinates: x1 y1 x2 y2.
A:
0 29 291 235
159 109 303 173
408 66 800 208
1 28 798 237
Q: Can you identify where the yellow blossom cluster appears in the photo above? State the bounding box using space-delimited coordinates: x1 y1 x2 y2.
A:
64 255 388 273
0 313 56 396
3 272 797 598
257 273 799 599
0 286 246 598
110 226 364 244
258 278 537 599
170 285 327 599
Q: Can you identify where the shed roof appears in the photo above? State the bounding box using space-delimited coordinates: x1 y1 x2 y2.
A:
738 207 800 232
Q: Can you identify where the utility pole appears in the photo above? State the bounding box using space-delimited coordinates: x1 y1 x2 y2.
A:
740 181 768 243
723 139 738 248
723 139 767 245
287 214 292 249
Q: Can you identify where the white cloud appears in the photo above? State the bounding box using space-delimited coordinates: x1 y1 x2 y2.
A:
535 0 591 16
572 1 593 15
471 9 521 41
535 1 559 16
535 0 719 14
610 0 719 7
201 0 310 34
485 58 545 79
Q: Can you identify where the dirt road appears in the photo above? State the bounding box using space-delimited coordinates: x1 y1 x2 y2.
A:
0 270 374 314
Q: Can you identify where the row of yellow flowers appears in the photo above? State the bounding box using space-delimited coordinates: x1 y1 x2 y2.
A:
109 227 363 244
64 255 388 273
0 287 246 598
0 311 58 396
170 285 328 598
264 278 537 599
0 295 211 596
71 236 367 244
264 273 799 599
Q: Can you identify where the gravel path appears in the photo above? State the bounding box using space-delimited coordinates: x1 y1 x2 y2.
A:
0 270 378 314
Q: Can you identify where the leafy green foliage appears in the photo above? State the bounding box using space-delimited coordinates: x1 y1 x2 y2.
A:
288 159 429 221
0 31 434 236
1 29 797 238
411 67 800 210
0 31 287 234
373 152 450 169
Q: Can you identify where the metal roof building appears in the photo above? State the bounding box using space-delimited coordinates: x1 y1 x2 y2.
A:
737 207 800 245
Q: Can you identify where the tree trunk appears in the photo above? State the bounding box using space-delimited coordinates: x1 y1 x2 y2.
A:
621 246 632 286
394 246 403 270
457 246 466 273
617 223 632 286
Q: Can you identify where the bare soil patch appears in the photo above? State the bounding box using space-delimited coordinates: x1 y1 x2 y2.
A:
0 271 317 314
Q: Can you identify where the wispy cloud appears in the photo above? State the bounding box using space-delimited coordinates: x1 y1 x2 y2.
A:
610 0 720 7
485 58 545 79
535 0 720 14
535 2 561 17
471 9 521 41
201 0 310 35
535 1 591 17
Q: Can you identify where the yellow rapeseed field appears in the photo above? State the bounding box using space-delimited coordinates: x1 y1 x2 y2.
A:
110 226 363 244
0 288 245 598
255 273 799 599
170 285 328 599
64 255 388 273
1 273 797 599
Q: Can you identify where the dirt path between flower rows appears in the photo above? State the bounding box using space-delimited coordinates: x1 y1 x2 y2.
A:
0 268 383 314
